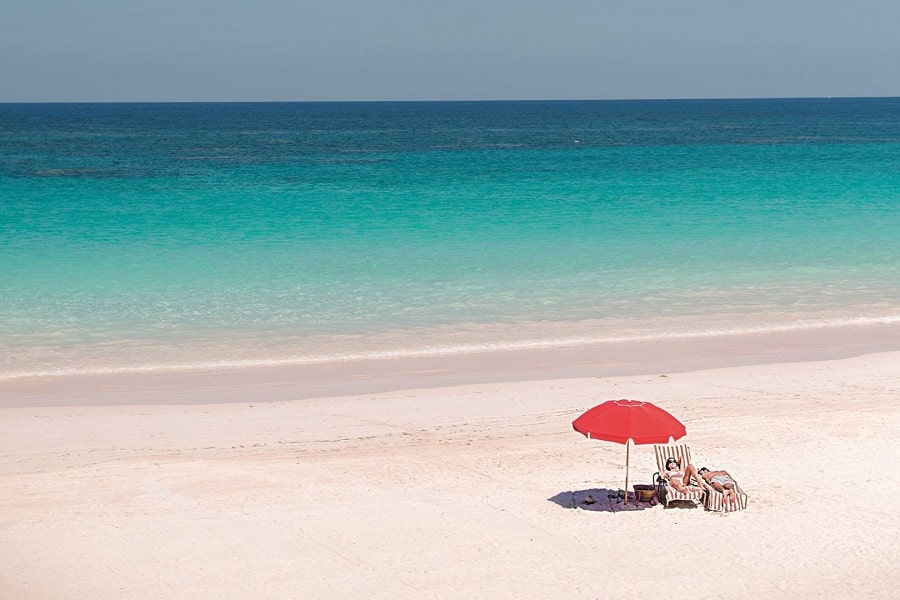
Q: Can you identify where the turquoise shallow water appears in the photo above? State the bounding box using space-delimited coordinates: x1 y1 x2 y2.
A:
1 99 899 377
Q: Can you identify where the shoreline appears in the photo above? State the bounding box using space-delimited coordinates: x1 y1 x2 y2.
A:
2 319 898 407
4 311 898 382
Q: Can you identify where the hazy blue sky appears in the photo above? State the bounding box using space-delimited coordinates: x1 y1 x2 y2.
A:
2 1 898 102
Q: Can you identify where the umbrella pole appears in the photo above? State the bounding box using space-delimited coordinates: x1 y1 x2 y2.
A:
624 440 630 504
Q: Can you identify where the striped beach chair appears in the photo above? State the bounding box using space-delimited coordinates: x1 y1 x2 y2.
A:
699 471 748 513
653 444 705 508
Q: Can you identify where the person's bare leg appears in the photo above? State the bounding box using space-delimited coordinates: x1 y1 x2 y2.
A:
710 482 730 507
723 484 736 507
683 464 702 486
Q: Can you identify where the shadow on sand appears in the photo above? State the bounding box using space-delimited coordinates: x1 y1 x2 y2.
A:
548 487 656 513
549 487 705 512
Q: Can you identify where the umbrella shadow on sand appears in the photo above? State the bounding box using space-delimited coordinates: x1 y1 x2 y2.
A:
548 488 656 512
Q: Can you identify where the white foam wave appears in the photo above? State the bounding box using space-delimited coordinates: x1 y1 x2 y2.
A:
2 314 899 382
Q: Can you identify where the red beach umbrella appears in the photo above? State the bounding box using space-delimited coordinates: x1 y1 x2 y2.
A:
573 399 686 504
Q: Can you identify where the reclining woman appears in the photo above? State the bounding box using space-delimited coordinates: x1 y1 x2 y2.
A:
663 456 704 492
699 467 738 508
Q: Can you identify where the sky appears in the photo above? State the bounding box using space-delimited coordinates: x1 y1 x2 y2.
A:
2 0 899 102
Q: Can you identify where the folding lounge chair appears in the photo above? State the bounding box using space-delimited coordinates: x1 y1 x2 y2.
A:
699 470 748 513
653 444 705 507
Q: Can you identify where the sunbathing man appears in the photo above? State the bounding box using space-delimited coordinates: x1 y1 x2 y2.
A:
662 457 704 493
699 467 738 507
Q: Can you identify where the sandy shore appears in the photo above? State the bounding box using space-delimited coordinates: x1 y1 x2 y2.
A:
1 336 899 598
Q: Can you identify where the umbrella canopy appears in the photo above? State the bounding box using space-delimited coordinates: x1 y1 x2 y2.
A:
572 399 686 445
572 399 686 504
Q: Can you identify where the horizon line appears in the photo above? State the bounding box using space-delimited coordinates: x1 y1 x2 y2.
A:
1 95 898 106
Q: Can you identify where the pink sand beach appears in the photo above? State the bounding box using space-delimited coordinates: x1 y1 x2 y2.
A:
1 323 899 599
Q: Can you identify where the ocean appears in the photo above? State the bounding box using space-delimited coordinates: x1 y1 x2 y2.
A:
1 98 899 379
